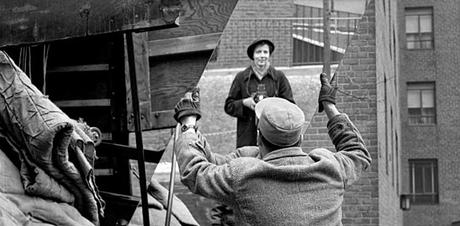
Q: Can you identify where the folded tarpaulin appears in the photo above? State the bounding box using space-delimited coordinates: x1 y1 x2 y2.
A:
0 51 104 225
0 149 93 226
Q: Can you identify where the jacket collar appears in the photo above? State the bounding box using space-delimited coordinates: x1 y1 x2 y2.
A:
262 147 307 162
243 65 277 82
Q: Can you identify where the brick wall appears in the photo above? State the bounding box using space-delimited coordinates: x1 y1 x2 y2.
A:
302 0 402 225
399 0 460 225
208 0 295 69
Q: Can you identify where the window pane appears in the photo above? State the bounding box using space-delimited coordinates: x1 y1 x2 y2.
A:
421 41 432 49
409 108 421 116
420 15 432 32
406 15 419 33
420 33 433 41
409 159 438 205
424 166 433 193
422 107 435 116
414 166 424 193
406 35 416 49
408 90 421 108
422 90 434 107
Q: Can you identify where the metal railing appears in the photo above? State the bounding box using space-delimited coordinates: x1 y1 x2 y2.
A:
231 16 360 65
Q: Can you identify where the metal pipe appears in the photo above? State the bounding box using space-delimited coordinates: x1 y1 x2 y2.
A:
165 123 180 226
323 0 331 77
126 32 150 226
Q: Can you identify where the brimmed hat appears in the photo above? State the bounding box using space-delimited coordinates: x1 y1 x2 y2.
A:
246 39 275 60
255 97 304 147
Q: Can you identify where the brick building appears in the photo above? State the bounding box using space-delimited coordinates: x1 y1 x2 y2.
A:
398 0 460 225
210 0 404 225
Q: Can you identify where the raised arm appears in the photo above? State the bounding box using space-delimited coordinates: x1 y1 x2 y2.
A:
318 73 371 187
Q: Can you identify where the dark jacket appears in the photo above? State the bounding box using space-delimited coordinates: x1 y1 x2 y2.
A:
175 114 371 226
224 66 295 148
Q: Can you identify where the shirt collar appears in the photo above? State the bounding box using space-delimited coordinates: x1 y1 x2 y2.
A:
262 147 307 162
243 65 276 81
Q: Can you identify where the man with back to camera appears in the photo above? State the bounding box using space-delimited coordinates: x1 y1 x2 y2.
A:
172 73 371 225
220 38 295 225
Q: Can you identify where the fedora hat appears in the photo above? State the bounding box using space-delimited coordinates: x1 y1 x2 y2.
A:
246 39 275 60
255 97 304 147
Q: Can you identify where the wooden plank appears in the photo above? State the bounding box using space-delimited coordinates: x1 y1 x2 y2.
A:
149 52 210 113
148 0 238 40
0 0 180 48
125 32 152 131
54 98 111 107
47 64 109 73
98 142 164 163
148 33 221 57
149 110 176 130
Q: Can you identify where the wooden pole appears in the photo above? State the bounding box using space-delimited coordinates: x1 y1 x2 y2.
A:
323 0 331 78
126 32 150 226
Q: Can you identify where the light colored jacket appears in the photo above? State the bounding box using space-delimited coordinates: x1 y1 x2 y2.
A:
175 114 371 226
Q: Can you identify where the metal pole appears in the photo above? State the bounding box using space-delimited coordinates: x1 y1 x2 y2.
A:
323 0 331 78
165 123 180 226
126 32 150 226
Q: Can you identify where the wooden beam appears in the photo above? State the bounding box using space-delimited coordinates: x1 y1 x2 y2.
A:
0 0 180 48
98 142 164 163
54 99 111 107
47 64 109 73
125 33 152 132
148 33 221 57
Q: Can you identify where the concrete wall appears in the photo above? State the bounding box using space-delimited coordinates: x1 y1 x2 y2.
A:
375 0 403 225
399 0 460 225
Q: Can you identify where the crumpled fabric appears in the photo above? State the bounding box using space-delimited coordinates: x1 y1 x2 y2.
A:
0 148 93 226
129 177 199 226
0 51 104 225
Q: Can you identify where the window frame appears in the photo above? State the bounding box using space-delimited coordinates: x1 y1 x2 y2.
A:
409 159 439 205
405 7 434 50
407 82 436 125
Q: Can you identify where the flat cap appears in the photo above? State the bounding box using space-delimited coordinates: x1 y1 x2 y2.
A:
255 97 304 147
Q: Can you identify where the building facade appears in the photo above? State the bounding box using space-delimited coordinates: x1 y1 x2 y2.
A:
398 0 460 225
210 0 404 225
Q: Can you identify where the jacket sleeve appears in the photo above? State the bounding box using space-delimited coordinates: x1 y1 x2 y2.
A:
327 114 372 188
174 130 237 205
224 73 247 118
277 72 295 104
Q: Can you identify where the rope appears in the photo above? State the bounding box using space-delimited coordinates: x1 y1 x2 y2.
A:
42 44 50 94
202 130 236 136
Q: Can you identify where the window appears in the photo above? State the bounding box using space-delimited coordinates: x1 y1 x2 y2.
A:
409 159 438 204
405 7 433 49
407 82 436 124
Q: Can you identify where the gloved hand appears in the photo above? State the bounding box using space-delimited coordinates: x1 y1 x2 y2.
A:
318 73 337 112
174 88 202 123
